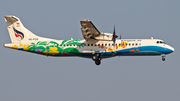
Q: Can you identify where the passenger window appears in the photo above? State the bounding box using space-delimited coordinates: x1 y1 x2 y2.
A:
136 43 138 46
160 41 162 44
88 44 90 46
102 44 103 46
98 44 100 46
132 43 134 46
105 44 107 46
157 41 159 44
139 43 141 46
60 44 62 46
116 44 117 46
84 44 86 46
94 44 97 46
112 44 114 46
67 44 69 46
70 44 72 46
109 44 111 46
63 44 65 46
91 44 93 46
129 43 131 46
74 44 75 46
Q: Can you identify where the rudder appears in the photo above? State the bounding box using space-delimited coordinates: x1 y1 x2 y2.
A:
4 16 38 43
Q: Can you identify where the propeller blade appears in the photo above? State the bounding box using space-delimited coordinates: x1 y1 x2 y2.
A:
112 26 116 49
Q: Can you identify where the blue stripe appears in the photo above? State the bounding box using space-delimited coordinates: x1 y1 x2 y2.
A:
13 27 24 39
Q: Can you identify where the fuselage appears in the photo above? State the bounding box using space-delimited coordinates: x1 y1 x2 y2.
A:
4 38 174 59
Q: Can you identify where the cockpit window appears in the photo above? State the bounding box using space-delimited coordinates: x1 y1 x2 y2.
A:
157 41 166 44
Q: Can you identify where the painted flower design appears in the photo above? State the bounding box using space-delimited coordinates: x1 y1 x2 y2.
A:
19 43 23 47
99 46 105 49
43 50 49 55
116 42 129 49
12 45 18 49
106 48 113 52
23 44 30 50
48 47 59 55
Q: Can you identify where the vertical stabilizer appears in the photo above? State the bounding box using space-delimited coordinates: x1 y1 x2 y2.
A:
4 16 39 43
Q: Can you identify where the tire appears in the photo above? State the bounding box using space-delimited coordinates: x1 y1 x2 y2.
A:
95 60 101 65
92 55 98 61
162 57 165 61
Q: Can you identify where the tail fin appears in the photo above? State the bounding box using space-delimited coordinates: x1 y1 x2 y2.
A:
4 16 39 43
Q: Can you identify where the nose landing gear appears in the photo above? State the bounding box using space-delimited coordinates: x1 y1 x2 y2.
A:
162 57 165 61
92 53 101 65
161 54 166 61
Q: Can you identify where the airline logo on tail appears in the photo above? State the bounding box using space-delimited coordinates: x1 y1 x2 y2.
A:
13 27 24 40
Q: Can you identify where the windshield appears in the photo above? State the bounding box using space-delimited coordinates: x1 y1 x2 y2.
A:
157 41 166 44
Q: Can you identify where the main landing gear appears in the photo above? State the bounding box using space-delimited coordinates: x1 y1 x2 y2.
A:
92 53 101 65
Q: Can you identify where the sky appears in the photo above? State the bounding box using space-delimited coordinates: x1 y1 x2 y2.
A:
0 0 180 101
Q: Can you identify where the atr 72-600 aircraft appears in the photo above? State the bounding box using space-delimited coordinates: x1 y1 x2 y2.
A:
4 16 174 65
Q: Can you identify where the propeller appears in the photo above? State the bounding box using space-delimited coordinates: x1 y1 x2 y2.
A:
112 26 118 49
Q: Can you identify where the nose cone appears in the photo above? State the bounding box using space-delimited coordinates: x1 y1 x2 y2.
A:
170 47 175 52
167 46 175 54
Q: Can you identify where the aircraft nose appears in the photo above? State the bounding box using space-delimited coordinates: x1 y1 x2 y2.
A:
168 46 175 53
170 46 175 52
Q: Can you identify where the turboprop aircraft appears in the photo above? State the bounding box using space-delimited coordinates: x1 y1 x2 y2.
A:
4 16 174 65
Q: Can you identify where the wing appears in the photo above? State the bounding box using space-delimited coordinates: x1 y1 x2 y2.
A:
80 20 101 40
80 20 115 41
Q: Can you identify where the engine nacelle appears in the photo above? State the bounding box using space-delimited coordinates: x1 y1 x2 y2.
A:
94 33 113 41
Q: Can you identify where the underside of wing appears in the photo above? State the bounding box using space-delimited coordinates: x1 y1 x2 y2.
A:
80 20 101 40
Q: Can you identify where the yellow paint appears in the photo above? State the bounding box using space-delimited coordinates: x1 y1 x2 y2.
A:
43 50 49 55
19 43 23 47
12 45 18 49
48 47 59 55
23 44 30 50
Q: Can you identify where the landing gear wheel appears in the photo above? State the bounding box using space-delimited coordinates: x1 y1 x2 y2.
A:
162 57 165 61
92 55 98 61
92 53 100 61
95 60 101 65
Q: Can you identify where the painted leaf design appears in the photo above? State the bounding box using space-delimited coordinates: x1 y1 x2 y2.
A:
37 46 46 52
48 41 58 45
61 40 68 45
65 40 85 48
37 41 41 45
38 41 48 45
64 48 80 54
27 44 37 51
31 42 35 45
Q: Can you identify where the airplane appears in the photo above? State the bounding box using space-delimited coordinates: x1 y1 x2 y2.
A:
4 16 175 65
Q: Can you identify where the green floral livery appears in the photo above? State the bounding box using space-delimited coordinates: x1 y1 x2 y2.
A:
26 40 85 56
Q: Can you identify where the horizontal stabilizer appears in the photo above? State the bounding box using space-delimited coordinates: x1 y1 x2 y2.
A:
4 16 18 23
